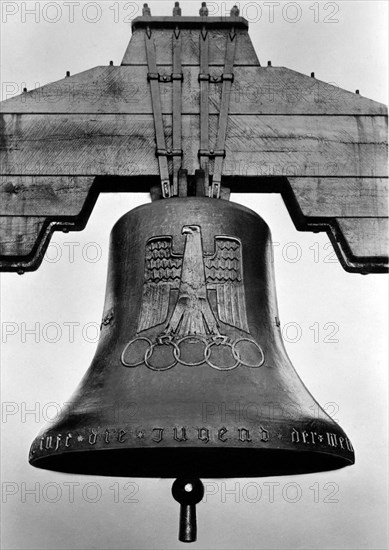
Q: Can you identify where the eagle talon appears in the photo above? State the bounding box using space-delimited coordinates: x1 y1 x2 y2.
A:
157 334 174 344
211 335 229 346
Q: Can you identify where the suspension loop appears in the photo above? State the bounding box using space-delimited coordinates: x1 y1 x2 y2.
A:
172 27 183 196
199 27 210 194
211 31 237 199
145 29 185 199
145 25 236 199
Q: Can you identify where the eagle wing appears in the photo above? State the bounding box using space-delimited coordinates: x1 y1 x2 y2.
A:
204 237 249 333
137 236 182 333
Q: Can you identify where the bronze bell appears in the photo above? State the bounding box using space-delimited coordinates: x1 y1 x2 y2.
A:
29 198 354 540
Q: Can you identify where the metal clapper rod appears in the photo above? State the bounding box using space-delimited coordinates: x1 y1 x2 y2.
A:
172 478 204 542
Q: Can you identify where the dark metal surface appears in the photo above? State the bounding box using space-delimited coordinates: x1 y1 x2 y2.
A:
211 28 237 199
172 28 183 196
145 31 171 197
199 27 210 190
172 478 204 542
30 198 354 477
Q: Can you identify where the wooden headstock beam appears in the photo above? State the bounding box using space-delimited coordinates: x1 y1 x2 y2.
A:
0 16 387 273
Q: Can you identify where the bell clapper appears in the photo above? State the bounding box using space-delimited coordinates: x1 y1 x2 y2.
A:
172 478 204 543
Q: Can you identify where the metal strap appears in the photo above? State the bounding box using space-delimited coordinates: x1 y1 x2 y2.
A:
199 27 210 195
211 30 237 199
145 32 171 198
172 27 182 196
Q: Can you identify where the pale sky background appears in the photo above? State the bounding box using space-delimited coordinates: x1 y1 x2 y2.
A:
0 1 388 549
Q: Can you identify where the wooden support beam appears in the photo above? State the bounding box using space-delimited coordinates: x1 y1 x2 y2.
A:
0 15 387 273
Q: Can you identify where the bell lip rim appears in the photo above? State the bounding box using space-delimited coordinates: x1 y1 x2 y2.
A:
29 445 355 479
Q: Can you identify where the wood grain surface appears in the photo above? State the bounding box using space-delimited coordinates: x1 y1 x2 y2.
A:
0 16 387 272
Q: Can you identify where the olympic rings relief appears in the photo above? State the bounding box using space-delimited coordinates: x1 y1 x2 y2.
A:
121 335 265 371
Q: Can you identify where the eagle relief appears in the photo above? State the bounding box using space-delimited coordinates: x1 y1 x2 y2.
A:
121 225 264 371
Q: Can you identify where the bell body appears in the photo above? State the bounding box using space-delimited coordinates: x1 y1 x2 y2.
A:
30 198 354 477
